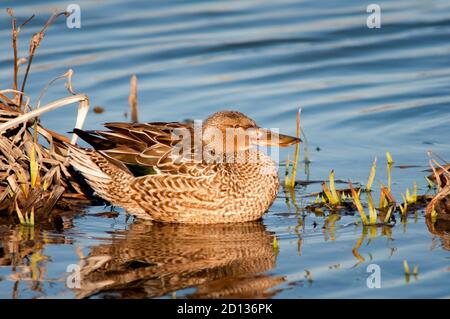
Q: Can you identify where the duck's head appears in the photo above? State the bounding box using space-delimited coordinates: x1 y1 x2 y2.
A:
202 110 301 154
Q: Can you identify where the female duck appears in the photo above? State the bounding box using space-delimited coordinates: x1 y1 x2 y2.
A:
68 111 300 224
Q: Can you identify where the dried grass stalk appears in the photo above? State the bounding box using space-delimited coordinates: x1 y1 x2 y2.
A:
129 75 138 123
425 153 450 217
0 9 93 226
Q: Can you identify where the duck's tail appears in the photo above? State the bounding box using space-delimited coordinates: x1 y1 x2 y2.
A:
66 143 113 195
66 142 147 218
67 142 136 203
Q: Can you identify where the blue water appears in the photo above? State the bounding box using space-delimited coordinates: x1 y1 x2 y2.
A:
0 0 449 298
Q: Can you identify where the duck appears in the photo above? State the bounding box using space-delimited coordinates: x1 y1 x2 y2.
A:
68 110 300 224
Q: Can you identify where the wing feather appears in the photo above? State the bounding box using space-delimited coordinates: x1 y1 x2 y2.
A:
76 121 216 177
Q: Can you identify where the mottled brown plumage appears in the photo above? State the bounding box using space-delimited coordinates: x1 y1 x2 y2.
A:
68 111 300 223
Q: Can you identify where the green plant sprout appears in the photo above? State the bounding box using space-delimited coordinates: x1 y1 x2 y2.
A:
285 108 302 188
366 157 377 192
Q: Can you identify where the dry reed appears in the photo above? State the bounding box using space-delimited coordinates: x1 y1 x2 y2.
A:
0 9 93 226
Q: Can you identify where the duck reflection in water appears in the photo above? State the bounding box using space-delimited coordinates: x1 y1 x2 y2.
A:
73 220 284 299
426 218 450 251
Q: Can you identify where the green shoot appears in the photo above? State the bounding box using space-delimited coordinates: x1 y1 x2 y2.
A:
366 157 377 192
386 151 393 165
284 108 302 188
384 206 394 224
16 169 29 197
329 170 340 204
15 201 34 227
29 145 39 189
425 176 434 189
349 182 368 225
403 260 410 275
431 206 437 222
314 194 320 204
288 108 301 188
405 182 418 204
15 200 26 225
43 179 49 191
399 193 408 215
273 236 279 254
29 206 35 226
387 166 392 192
386 152 393 191
367 192 377 225
322 180 339 206
284 153 290 188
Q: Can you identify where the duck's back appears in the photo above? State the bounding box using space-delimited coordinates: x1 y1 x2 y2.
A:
70 123 280 223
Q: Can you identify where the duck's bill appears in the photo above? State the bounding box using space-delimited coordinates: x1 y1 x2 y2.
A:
254 128 301 147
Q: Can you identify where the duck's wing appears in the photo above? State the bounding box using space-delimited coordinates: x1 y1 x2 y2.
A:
74 121 215 177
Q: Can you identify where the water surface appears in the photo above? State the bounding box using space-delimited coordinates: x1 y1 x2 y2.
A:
0 0 449 298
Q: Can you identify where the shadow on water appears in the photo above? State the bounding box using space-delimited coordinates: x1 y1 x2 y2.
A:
72 221 284 299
